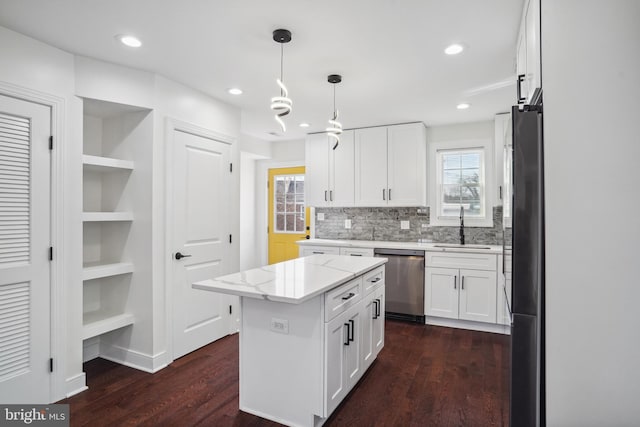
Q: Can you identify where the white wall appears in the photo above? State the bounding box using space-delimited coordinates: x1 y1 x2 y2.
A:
0 24 243 400
542 1 640 425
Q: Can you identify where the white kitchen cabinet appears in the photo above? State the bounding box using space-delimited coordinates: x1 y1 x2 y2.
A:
425 267 496 323
497 253 513 326
362 282 385 371
494 112 511 207
339 247 374 257
354 123 427 207
299 245 340 257
305 130 354 207
425 267 459 319
458 269 497 323
515 0 541 104
354 126 388 206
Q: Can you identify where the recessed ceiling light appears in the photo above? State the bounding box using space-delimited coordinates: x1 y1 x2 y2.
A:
444 44 464 55
457 103 471 110
116 34 142 48
299 123 310 128
228 88 243 95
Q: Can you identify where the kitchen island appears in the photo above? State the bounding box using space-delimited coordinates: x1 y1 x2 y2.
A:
193 254 387 427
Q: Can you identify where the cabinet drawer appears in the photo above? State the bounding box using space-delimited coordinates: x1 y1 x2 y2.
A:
339 247 374 257
325 277 362 322
426 251 497 271
301 245 340 257
362 266 385 295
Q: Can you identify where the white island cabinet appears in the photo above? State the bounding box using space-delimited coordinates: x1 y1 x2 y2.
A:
193 254 387 427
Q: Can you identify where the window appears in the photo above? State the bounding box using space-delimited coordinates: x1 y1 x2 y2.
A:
439 149 485 217
274 174 305 232
428 139 494 227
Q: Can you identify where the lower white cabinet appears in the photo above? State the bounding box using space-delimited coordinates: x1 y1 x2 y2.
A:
299 245 341 257
339 247 374 257
425 266 497 324
324 269 385 417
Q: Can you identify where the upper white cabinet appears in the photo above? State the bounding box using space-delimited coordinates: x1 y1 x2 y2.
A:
516 0 541 104
494 112 512 207
305 130 354 207
354 123 427 207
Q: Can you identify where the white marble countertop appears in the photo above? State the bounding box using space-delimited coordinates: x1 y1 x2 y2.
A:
192 254 387 304
297 238 502 254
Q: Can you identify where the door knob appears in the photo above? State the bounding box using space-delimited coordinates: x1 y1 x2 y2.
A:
175 252 192 260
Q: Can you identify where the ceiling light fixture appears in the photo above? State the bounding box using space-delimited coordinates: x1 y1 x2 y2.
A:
299 123 310 128
444 43 464 55
228 88 243 95
270 29 293 132
457 103 471 110
326 74 343 150
116 34 142 48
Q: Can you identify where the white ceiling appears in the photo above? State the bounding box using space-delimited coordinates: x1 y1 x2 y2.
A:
0 0 524 141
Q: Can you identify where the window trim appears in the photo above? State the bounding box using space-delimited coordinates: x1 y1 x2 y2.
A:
428 139 494 227
273 173 306 234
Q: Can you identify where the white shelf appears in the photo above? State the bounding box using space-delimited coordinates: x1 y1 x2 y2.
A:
82 154 134 172
82 311 134 340
83 262 134 281
82 212 134 222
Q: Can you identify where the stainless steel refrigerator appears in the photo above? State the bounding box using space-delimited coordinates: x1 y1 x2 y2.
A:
508 89 545 427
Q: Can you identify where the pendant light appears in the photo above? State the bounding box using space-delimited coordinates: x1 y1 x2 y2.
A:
326 74 343 150
270 29 293 132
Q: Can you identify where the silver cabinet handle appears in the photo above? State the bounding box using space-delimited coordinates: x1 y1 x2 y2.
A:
329 190 333 201
350 253 363 256
454 276 457 289
312 251 324 254
324 190 327 201
382 189 386 200
388 188 392 200
461 276 465 290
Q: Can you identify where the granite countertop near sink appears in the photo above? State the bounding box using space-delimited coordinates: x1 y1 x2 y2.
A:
297 238 502 254
193 254 387 304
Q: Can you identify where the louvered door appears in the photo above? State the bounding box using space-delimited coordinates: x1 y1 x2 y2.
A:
0 94 51 403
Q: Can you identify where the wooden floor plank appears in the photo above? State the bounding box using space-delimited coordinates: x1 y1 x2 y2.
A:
61 320 509 426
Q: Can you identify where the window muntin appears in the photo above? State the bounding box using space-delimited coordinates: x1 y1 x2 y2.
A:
438 149 485 218
274 174 305 233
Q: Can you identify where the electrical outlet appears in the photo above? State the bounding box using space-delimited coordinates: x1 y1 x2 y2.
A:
345 219 352 229
401 220 410 230
270 318 289 334
317 213 325 221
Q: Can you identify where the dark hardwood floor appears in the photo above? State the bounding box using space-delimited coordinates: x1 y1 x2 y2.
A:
61 320 510 426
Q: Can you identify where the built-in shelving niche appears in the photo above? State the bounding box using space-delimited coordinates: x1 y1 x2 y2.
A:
81 98 153 363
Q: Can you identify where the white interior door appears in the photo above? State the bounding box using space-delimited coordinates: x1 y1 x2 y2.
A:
0 94 51 403
171 127 232 359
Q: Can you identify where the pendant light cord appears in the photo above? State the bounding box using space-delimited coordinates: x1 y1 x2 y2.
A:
280 43 284 96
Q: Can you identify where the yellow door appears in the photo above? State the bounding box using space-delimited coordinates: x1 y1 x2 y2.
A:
268 166 308 264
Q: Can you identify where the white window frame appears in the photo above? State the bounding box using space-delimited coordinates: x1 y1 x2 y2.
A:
428 139 494 227
273 173 306 234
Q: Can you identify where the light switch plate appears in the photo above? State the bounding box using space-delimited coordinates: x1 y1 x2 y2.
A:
401 220 410 230
345 219 352 229
270 318 289 334
317 213 325 221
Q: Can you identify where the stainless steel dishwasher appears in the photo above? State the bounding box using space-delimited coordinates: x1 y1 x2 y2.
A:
374 248 425 323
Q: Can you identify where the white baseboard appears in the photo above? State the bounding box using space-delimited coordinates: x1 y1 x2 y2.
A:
65 373 87 398
82 337 100 362
425 316 511 335
99 343 169 373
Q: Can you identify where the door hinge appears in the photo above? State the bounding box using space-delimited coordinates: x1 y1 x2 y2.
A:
49 358 53 372
229 234 232 244
48 246 53 261
230 163 233 173
229 305 233 315
49 135 53 150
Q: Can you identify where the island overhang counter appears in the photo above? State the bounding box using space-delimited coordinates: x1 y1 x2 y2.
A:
193 254 388 427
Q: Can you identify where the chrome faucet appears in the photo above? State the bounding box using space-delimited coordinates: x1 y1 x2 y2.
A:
460 206 465 245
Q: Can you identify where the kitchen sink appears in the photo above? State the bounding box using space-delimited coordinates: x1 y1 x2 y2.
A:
433 244 492 250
